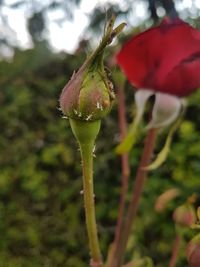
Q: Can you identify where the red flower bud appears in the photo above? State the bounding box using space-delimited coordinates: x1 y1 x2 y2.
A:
116 17 200 97
173 203 196 227
186 234 200 267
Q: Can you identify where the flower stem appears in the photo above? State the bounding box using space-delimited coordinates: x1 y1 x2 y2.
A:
110 128 157 267
69 119 102 267
80 141 103 267
115 85 130 246
169 234 181 267
109 85 130 266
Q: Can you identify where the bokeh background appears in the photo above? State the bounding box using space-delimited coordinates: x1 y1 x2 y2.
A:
1 1 200 266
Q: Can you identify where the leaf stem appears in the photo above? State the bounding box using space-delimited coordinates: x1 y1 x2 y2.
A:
110 128 158 267
80 141 103 267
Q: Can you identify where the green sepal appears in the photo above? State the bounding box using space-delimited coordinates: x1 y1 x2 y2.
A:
112 23 127 38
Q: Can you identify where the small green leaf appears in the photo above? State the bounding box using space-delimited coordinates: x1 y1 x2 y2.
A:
144 130 172 171
144 117 182 171
115 112 141 154
115 90 153 154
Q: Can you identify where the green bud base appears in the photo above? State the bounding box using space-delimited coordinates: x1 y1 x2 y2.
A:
70 119 101 146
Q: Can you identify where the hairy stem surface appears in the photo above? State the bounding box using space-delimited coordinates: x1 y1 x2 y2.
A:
80 142 103 267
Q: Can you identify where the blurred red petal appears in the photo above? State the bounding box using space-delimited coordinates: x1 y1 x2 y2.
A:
117 17 200 96
160 52 200 96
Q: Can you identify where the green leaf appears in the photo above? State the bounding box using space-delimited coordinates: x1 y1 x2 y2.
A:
144 117 182 171
115 90 153 154
115 111 141 154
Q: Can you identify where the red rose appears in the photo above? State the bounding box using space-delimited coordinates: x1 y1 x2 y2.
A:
115 17 200 154
116 17 200 97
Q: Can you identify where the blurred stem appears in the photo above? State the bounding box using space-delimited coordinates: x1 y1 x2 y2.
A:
115 85 130 242
109 85 130 265
80 141 103 267
111 128 158 267
169 234 181 267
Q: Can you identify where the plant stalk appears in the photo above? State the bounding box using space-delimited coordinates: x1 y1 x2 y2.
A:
80 141 103 267
110 128 157 267
115 84 130 244
169 234 181 267
109 85 130 266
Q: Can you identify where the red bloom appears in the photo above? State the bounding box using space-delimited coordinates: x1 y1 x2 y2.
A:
117 17 200 97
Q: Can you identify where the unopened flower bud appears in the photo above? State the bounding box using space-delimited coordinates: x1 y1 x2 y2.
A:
60 63 114 122
59 16 125 147
59 17 126 124
186 234 200 267
173 203 196 227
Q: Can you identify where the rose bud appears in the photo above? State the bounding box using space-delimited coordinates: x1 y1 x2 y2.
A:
60 18 125 145
173 203 196 227
186 234 200 267
59 61 114 123
60 19 126 124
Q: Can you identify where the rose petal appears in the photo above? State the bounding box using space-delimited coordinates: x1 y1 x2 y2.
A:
116 17 200 97
147 92 182 129
160 52 200 96
135 89 154 116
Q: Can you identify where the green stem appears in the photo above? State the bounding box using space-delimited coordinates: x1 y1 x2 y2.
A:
80 141 103 266
69 119 102 267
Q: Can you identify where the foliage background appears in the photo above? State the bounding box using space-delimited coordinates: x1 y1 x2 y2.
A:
1 1 200 266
